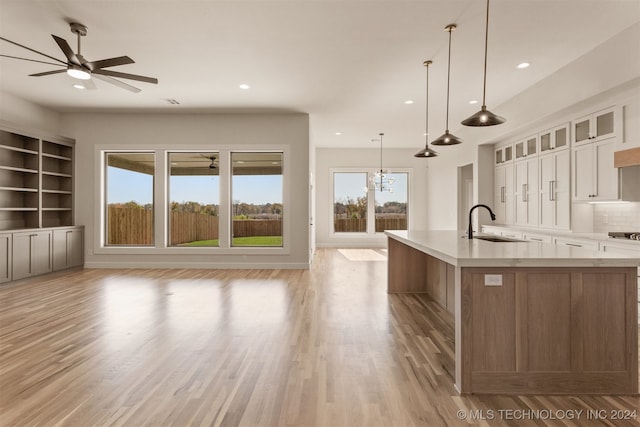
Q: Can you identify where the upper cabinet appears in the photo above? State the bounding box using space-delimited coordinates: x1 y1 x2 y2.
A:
495 144 513 165
572 106 616 146
0 126 75 231
573 139 618 202
514 135 538 160
539 124 569 154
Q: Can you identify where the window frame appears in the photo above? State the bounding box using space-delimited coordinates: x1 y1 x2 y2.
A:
330 168 411 236
95 145 291 256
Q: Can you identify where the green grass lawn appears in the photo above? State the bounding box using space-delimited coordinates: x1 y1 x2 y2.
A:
179 236 283 247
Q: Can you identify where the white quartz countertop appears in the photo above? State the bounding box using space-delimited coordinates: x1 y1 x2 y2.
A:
385 230 640 268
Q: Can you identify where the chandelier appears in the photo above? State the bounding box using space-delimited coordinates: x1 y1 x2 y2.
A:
368 132 394 192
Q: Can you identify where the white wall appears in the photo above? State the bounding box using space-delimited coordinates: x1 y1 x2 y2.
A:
423 23 640 231
60 112 310 269
0 91 62 135
315 147 429 247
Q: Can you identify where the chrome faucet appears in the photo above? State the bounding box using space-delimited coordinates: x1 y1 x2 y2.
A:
468 204 496 239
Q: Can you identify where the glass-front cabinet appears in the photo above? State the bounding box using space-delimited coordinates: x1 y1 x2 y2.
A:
540 124 569 153
495 144 513 165
572 106 616 145
515 135 538 160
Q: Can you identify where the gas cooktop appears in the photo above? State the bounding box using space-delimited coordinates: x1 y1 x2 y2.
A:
608 232 640 241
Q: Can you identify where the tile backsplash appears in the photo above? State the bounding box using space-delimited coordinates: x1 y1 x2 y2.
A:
593 203 640 232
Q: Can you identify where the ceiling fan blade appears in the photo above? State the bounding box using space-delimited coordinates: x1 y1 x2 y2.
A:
0 54 64 67
75 78 97 90
85 56 134 71
51 35 80 65
93 73 141 93
29 69 67 77
0 36 67 65
92 68 157 84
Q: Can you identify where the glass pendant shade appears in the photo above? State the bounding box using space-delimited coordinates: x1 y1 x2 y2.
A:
430 24 462 146
462 0 505 127
415 60 438 158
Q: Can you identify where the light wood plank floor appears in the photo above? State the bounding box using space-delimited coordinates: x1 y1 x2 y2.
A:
1 248 638 426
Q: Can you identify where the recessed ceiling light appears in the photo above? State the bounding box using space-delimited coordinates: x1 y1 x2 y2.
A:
469 100 478 104
404 100 414 104
335 132 342 136
517 62 530 69
73 84 85 90
239 83 250 90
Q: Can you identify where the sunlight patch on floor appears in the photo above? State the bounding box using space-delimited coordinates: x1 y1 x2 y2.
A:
338 249 387 261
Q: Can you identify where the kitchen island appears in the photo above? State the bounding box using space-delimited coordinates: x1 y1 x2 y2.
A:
386 230 639 395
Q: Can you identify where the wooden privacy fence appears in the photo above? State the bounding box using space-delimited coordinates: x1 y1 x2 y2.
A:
333 217 407 232
107 207 283 245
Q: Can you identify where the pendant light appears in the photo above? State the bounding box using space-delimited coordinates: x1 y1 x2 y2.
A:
369 133 394 192
415 60 438 158
431 24 462 146
461 0 505 126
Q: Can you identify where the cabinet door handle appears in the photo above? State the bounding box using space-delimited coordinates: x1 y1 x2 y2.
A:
530 238 543 241
501 186 505 203
548 181 553 201
566 243 582 247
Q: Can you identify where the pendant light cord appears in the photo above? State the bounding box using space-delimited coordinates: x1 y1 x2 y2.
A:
445 26 453 132
425 62 429 143
482 0 490 107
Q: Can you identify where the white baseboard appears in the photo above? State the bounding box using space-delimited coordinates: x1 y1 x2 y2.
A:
83 261 310 270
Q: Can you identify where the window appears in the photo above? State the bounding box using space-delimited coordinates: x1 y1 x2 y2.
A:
105 152 154 246
231 152 283 247
375 172 408 232
333 170 409 234
168 152 220 247
333 172 367 233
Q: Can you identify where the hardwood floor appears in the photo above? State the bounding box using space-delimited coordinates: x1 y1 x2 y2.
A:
0 248 638 426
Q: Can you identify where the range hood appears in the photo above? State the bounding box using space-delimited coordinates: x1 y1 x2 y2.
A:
615 147 640 201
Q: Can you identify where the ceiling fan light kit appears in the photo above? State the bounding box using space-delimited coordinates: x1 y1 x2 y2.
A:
0 22 158 93
461 0 506 127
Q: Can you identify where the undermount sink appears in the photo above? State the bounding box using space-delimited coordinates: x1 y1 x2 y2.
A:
473 236 525 243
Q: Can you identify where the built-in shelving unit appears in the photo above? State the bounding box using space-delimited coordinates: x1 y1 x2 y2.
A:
0 124 82 282
0 127 75 230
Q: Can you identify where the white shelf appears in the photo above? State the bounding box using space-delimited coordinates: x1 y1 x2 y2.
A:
42 170 72 178
42 189 72 194
0 186 38 193
42 208 72 211
42 152 72 161
0 165 38 174
0 207 38 211
0 144 38 156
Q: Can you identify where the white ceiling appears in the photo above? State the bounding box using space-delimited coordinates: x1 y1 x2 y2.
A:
1 0 639 148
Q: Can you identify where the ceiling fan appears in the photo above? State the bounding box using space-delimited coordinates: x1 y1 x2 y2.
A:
0 22 158 93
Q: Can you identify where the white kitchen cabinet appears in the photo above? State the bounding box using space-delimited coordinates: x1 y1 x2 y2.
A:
494 163 514 224
495 144 513 165
514 157 539 226
539 124 569 154
52 227 83 271
539 149 570 229
573 139 618 201
0 233 11 283
600 242 640 256
12 230 52 280
572 106 616 146
481 226 503 236
522 232 553 243
514 135 538 160
553 236 600 251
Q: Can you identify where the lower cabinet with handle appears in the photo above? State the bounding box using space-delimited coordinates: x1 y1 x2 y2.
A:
6 226 83 282
553 236 600 251
12 230 53 281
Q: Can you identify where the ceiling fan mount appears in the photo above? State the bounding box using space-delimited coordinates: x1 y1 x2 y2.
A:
69 22 88 37
0 22 158 93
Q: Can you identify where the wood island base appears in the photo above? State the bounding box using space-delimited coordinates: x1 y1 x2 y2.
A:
387 236 639 395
